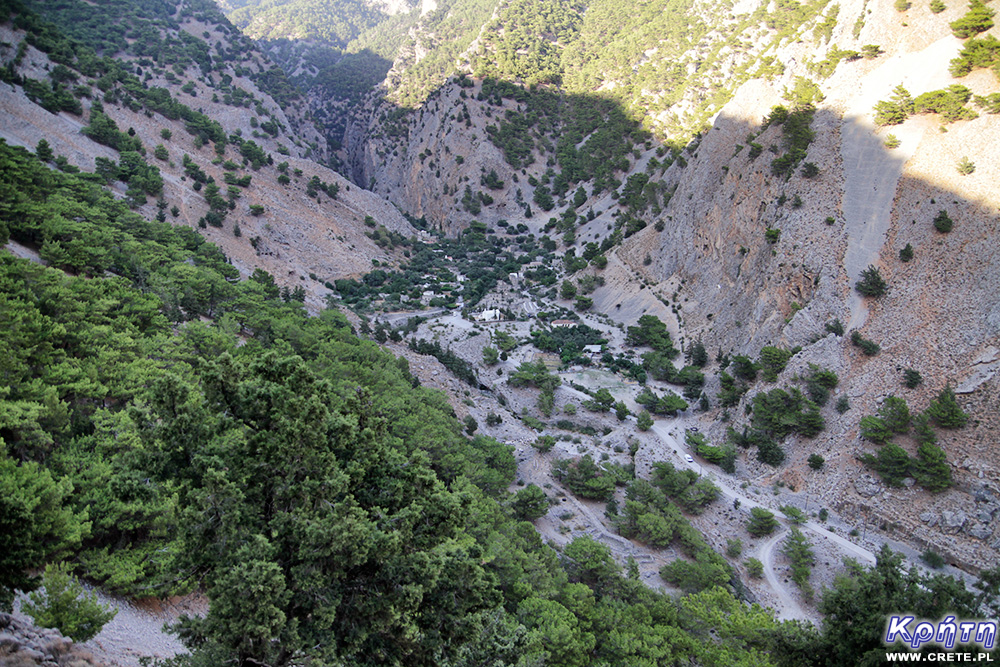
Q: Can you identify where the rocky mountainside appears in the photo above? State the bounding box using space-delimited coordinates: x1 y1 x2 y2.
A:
227 0 1000 570
2 0 1000 656
0 0 418 310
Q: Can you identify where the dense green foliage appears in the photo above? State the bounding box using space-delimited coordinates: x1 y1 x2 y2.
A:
859 388 964 490
22 562 116 641
949 0 995 38
4 135 848 665
854 265 887 297
746 507 779 537
949 34 1000 77
229 0 385 44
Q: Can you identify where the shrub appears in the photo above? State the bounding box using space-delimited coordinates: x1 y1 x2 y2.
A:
956 156 976 175
895 0 911 10
862 44 884 58
552 455 617 501
836 395 850 414
950 0 995 38
726 538 743 557
861 443 912 487
745 558 764 578
780 505 808 524
931 0 946 11
782 528 815 594
533 435 556 452
23 563 117 641
510 485 549 521
913 86 977 122
747 508 779 537
803 364 838 406
903 368 923 389
921 549 946 568
884 134 901 149
933 210 954 232
855 265 887 297
825 319 845 336
926 384 968 428
808 453 825 470
879 396 912 434
850 330 880 356
758 346 792 382
873 85 914 126
899 243 914 262
637 410 654 431
911 442 953 491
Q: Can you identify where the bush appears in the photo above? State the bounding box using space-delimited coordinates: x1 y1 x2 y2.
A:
921 549 946 568
931 0 946 11
912 442 953 492
899 243 914 262
637 410 654 431
884 134 901 149
533 435 556 452
825 319 845 336
808 453 825 470
950 0 995 38
926 384 968 428
861 443 912 487
873 85 915 126
782 528 815 593
758 346 792 382
747 507 779 537
510 485 549 521
879 396 911 434
780 505 808 524
933 210 954 233
726 538 743 557
552 455 617 501
855 265 887 297
860 415 893 444
956 156 976 175
745 558 764 578
23 563 117 642
895 0 911 10
850 331 881 356
903 368 922 389
464 415 478 435
836 395 850 414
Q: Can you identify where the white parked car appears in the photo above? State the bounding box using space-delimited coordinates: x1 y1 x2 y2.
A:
685 454 695 464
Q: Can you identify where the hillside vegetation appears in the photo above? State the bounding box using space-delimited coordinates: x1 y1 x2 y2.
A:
4 0 1000 663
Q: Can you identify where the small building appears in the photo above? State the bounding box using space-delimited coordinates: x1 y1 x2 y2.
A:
474 309 503 322
551 319 575 328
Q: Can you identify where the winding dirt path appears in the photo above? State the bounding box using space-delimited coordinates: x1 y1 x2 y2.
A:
759 529 809 621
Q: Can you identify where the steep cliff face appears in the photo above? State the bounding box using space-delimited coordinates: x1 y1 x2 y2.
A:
614 5 1000 568
346 82 517 233
0 2 417 309
336 0 1000 569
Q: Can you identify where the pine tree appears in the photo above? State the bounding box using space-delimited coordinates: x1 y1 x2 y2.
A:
926 384 968 428
35 139 54 162
911 442 952 492
855 265 888 297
